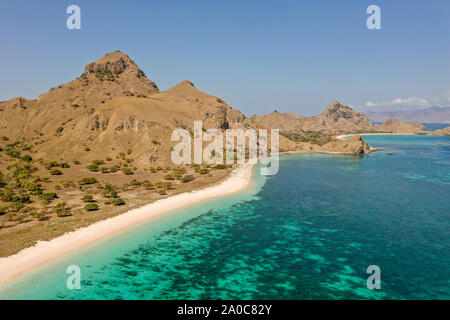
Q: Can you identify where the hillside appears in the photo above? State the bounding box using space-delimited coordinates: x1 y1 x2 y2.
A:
364 106 450 124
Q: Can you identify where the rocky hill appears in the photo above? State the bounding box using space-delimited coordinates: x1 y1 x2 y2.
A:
432 126 450 136
373 119 426 134
251 101 374 135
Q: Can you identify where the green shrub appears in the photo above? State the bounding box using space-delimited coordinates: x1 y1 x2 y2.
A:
78 177 97 185
84 203 99 211
181 175 195 183
110 198 125 206
92 160 105 166
39 192 57 203
86 164 99 172
55 202 71 217
102 183 117 198
130 179 141 186
142 181 153 190
163 174 174 181
50 169 63 175
158 190 166 195
121 167 133 175
100 167 109 173
21 155 33 162
149 167 157 173
82 195 95 203
198 168 209 175
56 127 64 134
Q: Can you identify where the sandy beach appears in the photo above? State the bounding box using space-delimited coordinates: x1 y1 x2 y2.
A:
0 164 255 286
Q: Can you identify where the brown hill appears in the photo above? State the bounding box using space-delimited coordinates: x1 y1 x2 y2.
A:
432 126 450 136
251 101 374 134
373 119 426 134
0 51 299 169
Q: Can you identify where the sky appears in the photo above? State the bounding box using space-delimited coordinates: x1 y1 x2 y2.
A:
0 0 449 116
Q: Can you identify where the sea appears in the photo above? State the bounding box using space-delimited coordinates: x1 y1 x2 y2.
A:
0 134 449 300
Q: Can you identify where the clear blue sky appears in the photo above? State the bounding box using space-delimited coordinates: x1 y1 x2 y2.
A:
0 0 449 116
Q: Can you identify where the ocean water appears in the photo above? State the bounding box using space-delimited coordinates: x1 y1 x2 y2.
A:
0 135 449 300
422 123 449 132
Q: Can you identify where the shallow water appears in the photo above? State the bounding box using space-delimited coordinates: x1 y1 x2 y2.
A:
1 135 449 299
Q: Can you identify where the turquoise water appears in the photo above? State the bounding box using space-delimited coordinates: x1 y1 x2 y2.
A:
1 135 449 299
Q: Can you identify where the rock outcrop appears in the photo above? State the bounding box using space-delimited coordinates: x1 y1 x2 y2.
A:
432 127 450 136
315 135 371 155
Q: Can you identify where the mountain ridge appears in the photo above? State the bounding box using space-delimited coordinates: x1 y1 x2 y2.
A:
363 106 450 123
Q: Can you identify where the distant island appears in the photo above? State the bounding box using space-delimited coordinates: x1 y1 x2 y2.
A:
363 106 450 124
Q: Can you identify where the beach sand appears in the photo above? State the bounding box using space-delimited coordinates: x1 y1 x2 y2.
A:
0 164 255 286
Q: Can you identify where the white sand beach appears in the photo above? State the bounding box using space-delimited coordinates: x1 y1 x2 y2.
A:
0 164 255 286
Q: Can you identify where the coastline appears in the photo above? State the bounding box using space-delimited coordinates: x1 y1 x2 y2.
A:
0 164 256 286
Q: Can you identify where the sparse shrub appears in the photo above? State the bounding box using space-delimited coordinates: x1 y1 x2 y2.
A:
56 127 64 134
130 179 141 186
151 140 161 145
181 175 195 183
102 183 118 198
82 195 95 203
110 198 125 206
149 167 157 173
158 190 166 195
198 168 209 175
78 177 97 185
100 167 109 173
50 169 63 175
142 181 153 190
39 192 57 203
92 160 104 166
84 203 99 211
121 167 133 175
86 164 99 172
21 155 33 162
163 174 174 181
55 202 71 217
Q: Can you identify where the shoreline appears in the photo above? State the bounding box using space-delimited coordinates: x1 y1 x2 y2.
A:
0 164 256 286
